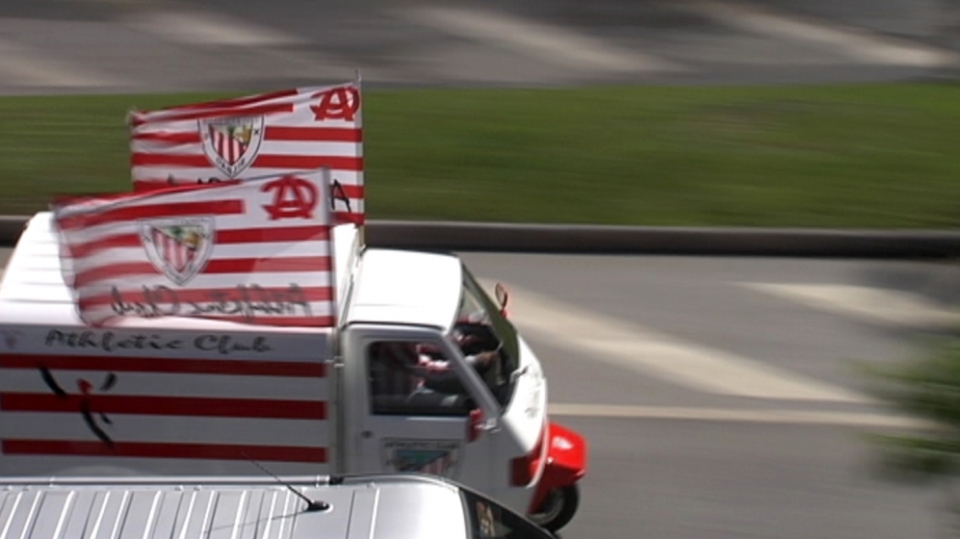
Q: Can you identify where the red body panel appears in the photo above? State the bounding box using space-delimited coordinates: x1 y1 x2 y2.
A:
529 421 587 512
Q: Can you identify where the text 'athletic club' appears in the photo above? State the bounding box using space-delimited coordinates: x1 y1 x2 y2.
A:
52 171 338 328
128 81 365 225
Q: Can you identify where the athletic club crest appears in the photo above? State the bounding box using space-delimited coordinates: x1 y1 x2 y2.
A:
199 116 265 177
381 439 462 479
139 217 215 285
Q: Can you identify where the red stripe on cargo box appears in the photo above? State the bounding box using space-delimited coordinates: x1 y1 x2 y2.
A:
1 440 327 463
0 393 326 420
0 354 325 377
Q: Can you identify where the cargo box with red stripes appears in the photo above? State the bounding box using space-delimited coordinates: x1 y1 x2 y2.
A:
0 209 587 532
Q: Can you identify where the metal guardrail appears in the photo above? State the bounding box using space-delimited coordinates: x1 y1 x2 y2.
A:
3 215 960 258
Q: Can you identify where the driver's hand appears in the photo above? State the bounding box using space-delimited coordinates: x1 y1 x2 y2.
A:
415 343 442 356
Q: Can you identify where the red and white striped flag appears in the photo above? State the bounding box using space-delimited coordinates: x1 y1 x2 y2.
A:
129 81 364 224
52 169 337 328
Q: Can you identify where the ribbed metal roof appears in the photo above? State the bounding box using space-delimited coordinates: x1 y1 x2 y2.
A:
0 476 467 539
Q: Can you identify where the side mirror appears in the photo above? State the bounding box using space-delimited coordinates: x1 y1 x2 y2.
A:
468 408 484 442
494 283 510 318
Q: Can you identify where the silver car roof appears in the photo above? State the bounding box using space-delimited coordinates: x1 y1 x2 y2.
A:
0 475 468 539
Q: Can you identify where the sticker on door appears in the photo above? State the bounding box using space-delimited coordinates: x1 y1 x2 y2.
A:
381 438 462 478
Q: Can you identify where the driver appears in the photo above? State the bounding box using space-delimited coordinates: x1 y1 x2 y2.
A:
413 340 498 394
372 340 497 399
417 335 498 373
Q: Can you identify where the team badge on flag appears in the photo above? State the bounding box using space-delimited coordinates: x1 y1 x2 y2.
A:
139 218 215 285
199 116 265 177
129 81 365 225
52 169 337 328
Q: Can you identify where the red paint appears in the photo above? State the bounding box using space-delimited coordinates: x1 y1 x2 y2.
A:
1 439 326 463
0 393 327 419
528 422 588 513
0 355 325 378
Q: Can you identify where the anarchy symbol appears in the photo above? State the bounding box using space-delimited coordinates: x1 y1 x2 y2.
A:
310 87 360 122
261 176 319 220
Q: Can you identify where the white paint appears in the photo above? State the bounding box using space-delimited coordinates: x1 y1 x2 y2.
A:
0 36 122 87
347 249 462 331
681 0 957 67
549 403 929 428
120 10 306 47
401 5 682 73
742 283 960 327
480 280 868 403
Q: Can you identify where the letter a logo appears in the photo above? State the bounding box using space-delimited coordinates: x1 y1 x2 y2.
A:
261 176 319 220
311 86 361 122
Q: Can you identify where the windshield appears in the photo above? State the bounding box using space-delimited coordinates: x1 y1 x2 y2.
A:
450 266 520 409
461 487 554 539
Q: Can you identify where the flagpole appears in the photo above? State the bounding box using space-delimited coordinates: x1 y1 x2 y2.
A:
322 166 342 329
354 69 365 249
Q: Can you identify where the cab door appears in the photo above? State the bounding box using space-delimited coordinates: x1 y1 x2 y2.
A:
340 324 501 491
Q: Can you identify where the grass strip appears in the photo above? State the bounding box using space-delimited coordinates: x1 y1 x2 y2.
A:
1 83 958 228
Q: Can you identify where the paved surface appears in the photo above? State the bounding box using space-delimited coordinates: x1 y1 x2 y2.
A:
3 247 959 538
3 1 957 536
459 252 960 539
0 0 957 95
749 0 958 43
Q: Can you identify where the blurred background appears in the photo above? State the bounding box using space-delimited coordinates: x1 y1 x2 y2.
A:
4 1 960 538
2 0 960 226
1 0 958 92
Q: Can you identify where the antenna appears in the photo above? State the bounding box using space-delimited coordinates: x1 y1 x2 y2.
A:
242 453 330 512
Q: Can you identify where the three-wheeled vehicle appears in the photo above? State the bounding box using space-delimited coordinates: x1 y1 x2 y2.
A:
0 213 587 531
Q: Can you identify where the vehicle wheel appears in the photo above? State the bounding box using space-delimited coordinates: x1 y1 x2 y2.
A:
529 485 579 532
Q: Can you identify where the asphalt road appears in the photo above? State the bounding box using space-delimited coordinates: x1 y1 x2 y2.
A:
3 247 959 538
2 1 959 536
458 253 960 538
0 0 956 94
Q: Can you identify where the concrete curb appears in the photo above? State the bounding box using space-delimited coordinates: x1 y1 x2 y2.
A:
366 221 960 258
3 215 960 258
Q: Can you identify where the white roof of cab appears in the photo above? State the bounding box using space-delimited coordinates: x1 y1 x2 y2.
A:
0 475 469 539
345 248 462 332
0 212 359 333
